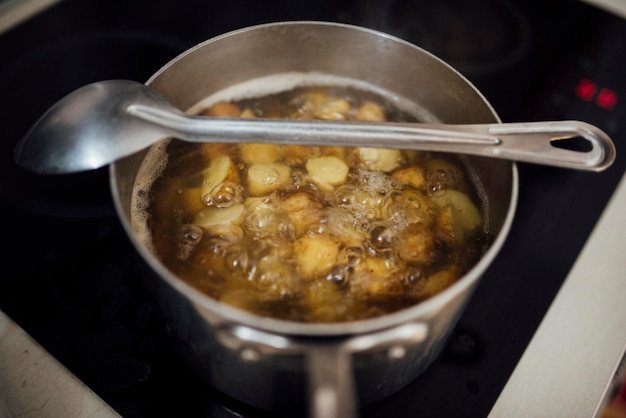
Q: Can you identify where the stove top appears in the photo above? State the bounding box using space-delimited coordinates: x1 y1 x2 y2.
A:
0 0 624 417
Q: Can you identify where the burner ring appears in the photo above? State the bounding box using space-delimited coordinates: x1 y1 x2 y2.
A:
383 0 532 76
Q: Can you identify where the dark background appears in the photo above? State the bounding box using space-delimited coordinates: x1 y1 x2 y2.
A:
0 0 624 416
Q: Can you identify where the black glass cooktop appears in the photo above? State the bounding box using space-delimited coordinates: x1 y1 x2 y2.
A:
0 0 624 416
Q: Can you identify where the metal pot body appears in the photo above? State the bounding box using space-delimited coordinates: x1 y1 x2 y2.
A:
110 22 518 415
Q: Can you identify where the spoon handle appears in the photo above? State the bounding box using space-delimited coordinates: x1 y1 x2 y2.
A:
129 104 616 172
483 121 615 172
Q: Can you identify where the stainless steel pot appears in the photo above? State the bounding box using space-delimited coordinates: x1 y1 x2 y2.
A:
110 21 518 417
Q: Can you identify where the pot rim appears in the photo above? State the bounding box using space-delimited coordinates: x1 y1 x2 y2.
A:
111 20 520 338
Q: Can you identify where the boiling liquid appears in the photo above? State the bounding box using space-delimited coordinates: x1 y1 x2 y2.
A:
133 78 487 323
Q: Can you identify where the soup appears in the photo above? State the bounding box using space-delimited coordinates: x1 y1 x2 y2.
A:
133 79 487 323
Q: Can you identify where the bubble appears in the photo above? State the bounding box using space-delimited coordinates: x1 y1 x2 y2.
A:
291 168 309 189
213 224 244 243
252 255 294 297
326 265 352 287
224 244 250 272
401 269 426 289
263 168 280 186
334 183 381 220
334 184 360 206
319 208 367 246
368 221 397 252
176 224 203 260
381 189 432 229
359 170 398 194
339 246 364 266
425 159 462 192
203 181 242 208
243 197 295 240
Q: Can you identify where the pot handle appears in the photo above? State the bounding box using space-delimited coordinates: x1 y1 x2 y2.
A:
306 322 429 418
307 342 356 418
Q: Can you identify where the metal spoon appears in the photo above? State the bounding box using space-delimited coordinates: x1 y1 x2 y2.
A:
14 80 616 174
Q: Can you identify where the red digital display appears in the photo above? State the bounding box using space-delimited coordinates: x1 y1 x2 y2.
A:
575 78 618 110
596 88 618 110
575 78 597 101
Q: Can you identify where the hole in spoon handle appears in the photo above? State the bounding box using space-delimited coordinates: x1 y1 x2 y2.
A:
487 121 616 172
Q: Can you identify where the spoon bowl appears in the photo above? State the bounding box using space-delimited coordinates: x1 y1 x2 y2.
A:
14 79 616 174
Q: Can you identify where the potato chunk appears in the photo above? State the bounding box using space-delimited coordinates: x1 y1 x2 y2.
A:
193 204 244 228
350 257 402 297
360 256 395 279
240 107 256 118
313 98 351 120
357 148 403 172
432 190 482 232
306 155 349 191
284 145 320 165
322 207 367 247
302 279 345 322
411 265 460 299
202 101 241 117
397 223 436 264
239 143 284 165
294 234 340 280
355 101 386 122
199 143 233 163
199 155 238 205
282 192 323 235
247 163 292 196
391 166 427 190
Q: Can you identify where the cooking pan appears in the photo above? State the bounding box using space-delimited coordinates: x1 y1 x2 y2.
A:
110 21 517 417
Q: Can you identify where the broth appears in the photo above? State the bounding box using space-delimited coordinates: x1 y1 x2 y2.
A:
133 80 487 323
